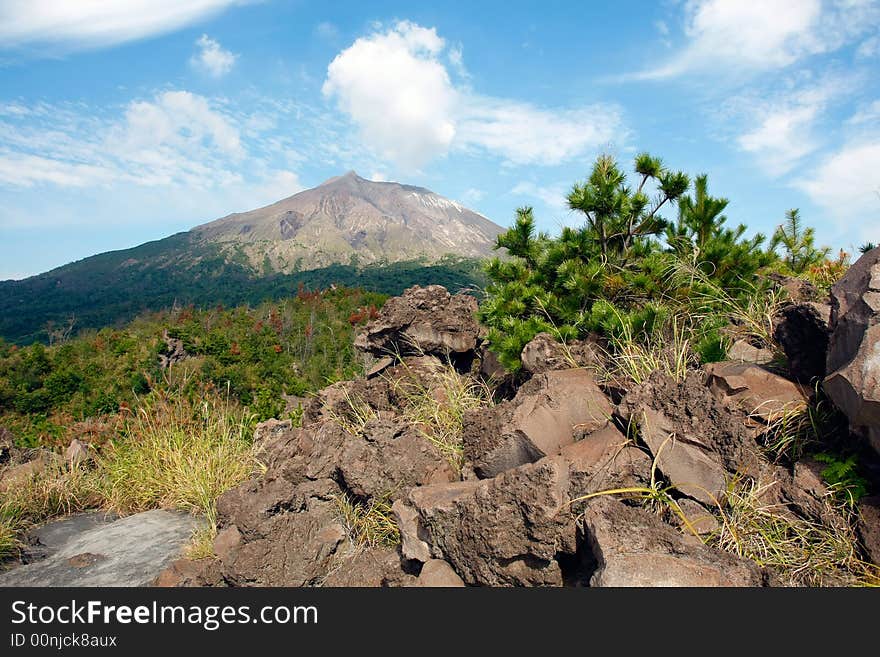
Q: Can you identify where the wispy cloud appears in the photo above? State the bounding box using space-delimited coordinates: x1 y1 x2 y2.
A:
0 0 252 51
322 21 625 170
0 90 311 226
623 0 878 81
796 140 880 243
191 34 237 78
732 75 854 175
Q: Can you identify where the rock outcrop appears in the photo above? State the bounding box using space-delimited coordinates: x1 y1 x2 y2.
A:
824 246 880 455
146 284 874 588
354 285 481 370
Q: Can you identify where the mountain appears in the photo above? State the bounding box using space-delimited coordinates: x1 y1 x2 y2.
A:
0 173 504 344
194 171 504 271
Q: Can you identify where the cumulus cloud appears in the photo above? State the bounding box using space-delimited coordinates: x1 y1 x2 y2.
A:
323 21 623 170
627 0 878 80
0 0 249 50
191 34 237 78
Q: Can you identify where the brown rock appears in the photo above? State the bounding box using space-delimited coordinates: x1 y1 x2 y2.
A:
354 285 481 370
520 333 599 374
562 422 652 504
618 371 763 505
582 497 768 587
462 368 613 478
253 418 293 444
154 558 224 587
824 246 880 454
322 548 413 587
336 419 456 500
633 407 727 505
674 499 720 536
705 362 809 423
407 460 572 586
417 559 465 587
212 525 242 561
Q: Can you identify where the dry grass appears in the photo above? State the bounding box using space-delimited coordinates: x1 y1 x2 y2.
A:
324 387 379 436
391 362 493 472
709 478 878 587
0 458 99 559
665 258 784 349
333 493 400 549
594 315 697 387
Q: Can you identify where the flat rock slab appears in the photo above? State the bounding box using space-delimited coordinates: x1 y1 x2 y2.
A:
0 509 200 587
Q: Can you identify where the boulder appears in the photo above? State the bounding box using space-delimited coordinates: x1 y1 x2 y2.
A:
417 559 466 587
824 246 880 454
322 548 414 587
407 462 572 586
674 499 720 536
252 418 293 445
462 368 613 478
582 497 768 587
0 510 201 587
336 419 456 500
705 362 809 423
214 476 349 586
773 302 831 383
354 285 481 370
520 332 599 374
618 371 764 505
391 499 431 563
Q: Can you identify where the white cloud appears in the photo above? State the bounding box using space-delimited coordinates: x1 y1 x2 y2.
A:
323 21 457 169
735 80 847 175
0 91 303 216
323 21 623 170
797 140 880 242
0 0 249 50
629 0 878 80
191 34 237 78
511 181 569 210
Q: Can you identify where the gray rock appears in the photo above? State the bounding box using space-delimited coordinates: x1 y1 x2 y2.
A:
727 339 774 365
0 510 200 587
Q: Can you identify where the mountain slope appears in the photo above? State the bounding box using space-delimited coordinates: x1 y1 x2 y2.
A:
0 173 501 344
194 171 503 271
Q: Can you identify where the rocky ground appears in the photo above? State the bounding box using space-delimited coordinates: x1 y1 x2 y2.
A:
5 248 880 587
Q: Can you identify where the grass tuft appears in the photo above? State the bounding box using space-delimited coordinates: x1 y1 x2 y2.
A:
391 363 493 472
710 478 878 586
333 493 400 549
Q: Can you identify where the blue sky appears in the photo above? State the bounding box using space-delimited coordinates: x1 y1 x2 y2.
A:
1 0 879 280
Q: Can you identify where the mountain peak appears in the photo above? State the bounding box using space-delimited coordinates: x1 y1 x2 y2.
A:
194 172 504 272
320 170 366 187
